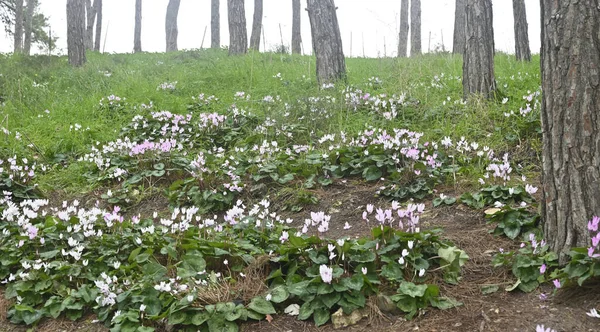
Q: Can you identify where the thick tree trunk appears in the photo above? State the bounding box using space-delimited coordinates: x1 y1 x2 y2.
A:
397 0 408 58
134 0 142 52
307 0 346 84
453 0 466 55
13 0 24 53
462 0 495 98
67 0 86 67
227 0 247 55
512 0 530 61
165 0 181 52
541 0 600 264
291 0 301 54
94 0 102 51
211 0 220 48
23 0 36 55
249 0 263 51
410 0 421 56
85 0 97 50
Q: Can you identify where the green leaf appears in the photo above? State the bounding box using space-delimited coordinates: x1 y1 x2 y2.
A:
297 302 314 320
168 311 187 325
349 251 376 263
287 281 311 297
480 285 499 295
321 292 341 309
135 252 151 264
503 223 521 239
398 281 428 298
142 261 167 281
313 309 331 327
518 280 539 293
269 286 289 303
128 247 142 263
248 297 276 315
341 274 364 291
363 166 382 181
430 297 463 310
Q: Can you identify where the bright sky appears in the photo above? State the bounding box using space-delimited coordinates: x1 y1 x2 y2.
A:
0 0 541 57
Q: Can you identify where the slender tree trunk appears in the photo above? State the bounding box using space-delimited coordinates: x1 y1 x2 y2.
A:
397 0 408 58
462 0 495 98
307 0 346 84
67 0 86 66
211 0 220 48
23 0 36 55
249 0 263 51
291 0 301 54
94 0 102 51
85 0 97 50
512 0 530 61
410 0 421 56
227 0 247 55
134 0 142 52
453 0 466 54
165 0 181 52
14 0 24 53
541 0 600 264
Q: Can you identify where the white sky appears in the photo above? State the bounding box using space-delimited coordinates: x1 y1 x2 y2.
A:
0 0 541 57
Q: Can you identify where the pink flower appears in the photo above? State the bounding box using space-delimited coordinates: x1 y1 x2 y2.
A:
588 216 600 232
26 225 38 240
552 279 561 289
539 264 546 274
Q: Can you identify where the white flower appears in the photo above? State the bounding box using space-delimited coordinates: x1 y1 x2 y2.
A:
223 259 228 265
113 261 121 269
402 249 409 257
319 265 333 284
398 257 405 265
408 241 414 249
361 267 367 275
587 308 600 318
187 295 193 302
140 304 146 312
525 184 538 195
265 293 272 301
418 269 425 277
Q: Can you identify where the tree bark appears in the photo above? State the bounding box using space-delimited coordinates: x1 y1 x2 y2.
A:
134 0 142 52
249 0 263 51
453 0 466 54
410 0 421 56
512 0 530 61
307 0 346 84
165 0 181 52
13 0 24 53
67 0 86 66
227 0 247 55
23 0 36 55
541 0 600 264
94 0 102 51
291 0 301 54
397 0 408 58
211 0 220 48
85 0 97 50
462 0 495 98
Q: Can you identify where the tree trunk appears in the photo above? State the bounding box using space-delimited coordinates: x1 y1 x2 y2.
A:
512 0 530 61
67 0 86 66
291 0 301 54
397 0 408 58
227 0 247 55
541 0 600 264
134 0 142 52
211 0 220 48
453 0 466 54
165 0 181 52
94 0 102 51
249 0 263 51
462 0 495 98
85 0 97 50
13 0 24 53
23 0 36 55
410 0 421 56
307 0 346 84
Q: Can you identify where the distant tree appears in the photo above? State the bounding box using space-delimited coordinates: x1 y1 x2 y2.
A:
453 0 466 54
22 0 35 54
13 0 23 53
165 0 180 52
291 0 301 54
93 0 101 51
134 0 142 52
84 0 98 50
0 0 56 52
512 0 530 61
67 0 86 66
397 0 408 58
307 0 346 84
462 0 495 98
211 0 220 48
227 0 247 55
249 0 262 51
410 0 421 56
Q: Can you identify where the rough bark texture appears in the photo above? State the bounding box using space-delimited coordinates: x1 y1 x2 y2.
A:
410 0 421 56
67 0 86 66
13 0 24 53
165 0 181 52
462 0 495 98
94 0 102 51
541 0 600 264
249 0 263 51
134 0 142 53
307 0 346 84
227 0 247 55
211 0 220 48
397 0 409 58
453 0 466 54
23 0 36 55
85 0 97 50
512 0 530 61
291 0 301 54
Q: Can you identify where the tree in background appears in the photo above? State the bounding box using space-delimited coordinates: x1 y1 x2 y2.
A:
13 0 22 53
307 0 346 84
84 0 98 50
211 0 219 48
22 0 35 54
291 0 301 54
1 0 56 53
93 0 101 51
410 0 421 56
453 0 466 55
249 0 262 51
397 0 408 58
66 0 86 66
134 0 142 52
512 0 530 61
462 0 495 98
227 0 247 55
165 0 180 52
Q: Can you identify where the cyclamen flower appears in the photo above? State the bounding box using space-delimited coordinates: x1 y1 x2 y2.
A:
525 184 538 195
343 222 352 229
539 264 547 274
552 279 561 289
319 265 333 284
26 225 38 239
536 325 556 332
588 216 600 232
586 308 600 318
279 231 289 243
362 267 367 275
